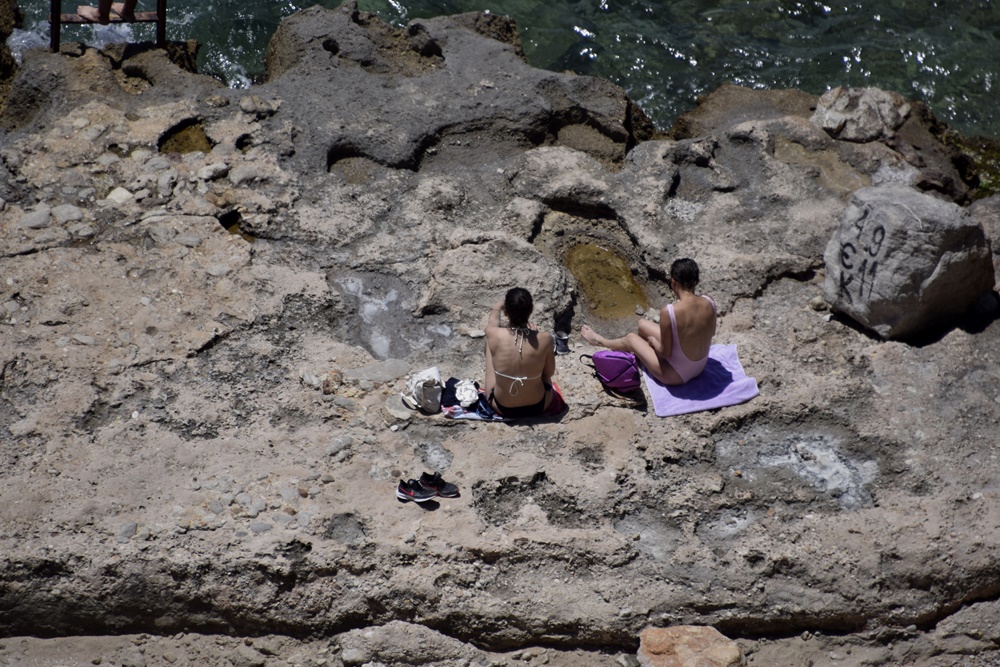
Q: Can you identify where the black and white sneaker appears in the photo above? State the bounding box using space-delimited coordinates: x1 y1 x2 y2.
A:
418 471 460 498
396 479 437 503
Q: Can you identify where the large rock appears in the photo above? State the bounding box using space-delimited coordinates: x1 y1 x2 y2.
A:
637 626 743 667
812 87 911 143
262 1 654 175
969 194 1000 280
824 184 994 339
677 85 973 203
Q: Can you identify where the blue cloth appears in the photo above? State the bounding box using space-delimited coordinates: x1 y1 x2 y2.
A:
642 344 759 416
442 391 506 421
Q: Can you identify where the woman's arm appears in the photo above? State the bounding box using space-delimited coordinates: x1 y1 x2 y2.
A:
658 307 673 359
486 298 504 329
542 333 556 381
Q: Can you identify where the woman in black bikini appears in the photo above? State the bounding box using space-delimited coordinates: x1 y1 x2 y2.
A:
484 288 564 419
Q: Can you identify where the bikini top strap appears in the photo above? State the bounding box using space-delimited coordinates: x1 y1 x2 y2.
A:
510 326 531 355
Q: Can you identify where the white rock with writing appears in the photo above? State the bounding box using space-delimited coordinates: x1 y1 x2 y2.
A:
824 184 994 339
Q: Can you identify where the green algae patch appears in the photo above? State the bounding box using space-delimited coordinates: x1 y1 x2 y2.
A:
956 135 1000 200
159 122 213 154
565 243 648 320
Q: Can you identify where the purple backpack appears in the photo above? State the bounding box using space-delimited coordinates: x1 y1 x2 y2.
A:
581 350 642 393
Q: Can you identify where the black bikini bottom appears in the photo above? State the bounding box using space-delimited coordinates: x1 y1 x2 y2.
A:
489 384 550 419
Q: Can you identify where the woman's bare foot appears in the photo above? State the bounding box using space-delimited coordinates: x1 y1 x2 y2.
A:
77 5 110 23
112 2 136 21
580 324 605 346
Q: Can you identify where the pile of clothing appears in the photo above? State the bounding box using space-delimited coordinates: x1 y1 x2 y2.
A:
440 377 505 421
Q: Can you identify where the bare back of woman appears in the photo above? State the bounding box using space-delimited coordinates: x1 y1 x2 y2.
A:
581 258 717 386
484 289 556 418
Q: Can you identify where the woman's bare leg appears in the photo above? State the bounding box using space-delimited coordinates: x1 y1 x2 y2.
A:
581 324 683 385
112 1 137 21
78 0 112 23
581 324 628 352
636 319 664 355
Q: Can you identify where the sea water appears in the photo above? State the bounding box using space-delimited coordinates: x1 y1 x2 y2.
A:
8 0 1000 137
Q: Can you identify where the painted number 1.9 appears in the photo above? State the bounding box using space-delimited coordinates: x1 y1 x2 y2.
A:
838 224 884 304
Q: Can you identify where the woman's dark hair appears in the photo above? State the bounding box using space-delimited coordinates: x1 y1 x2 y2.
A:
670 258 700 291
504 288 533 328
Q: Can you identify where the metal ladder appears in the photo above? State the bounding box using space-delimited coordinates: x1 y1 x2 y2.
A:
49 0 167 52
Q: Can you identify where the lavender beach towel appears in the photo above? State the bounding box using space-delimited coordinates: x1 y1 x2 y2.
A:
643 344 759 417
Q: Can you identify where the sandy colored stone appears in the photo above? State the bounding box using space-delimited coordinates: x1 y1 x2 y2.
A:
638 626 743 667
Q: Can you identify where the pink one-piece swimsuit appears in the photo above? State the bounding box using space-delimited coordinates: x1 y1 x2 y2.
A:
665 295 717 382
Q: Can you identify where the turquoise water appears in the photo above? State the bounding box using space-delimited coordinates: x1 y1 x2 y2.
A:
10 0 1000 136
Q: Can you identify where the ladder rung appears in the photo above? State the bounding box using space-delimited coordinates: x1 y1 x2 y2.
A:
55 10 160 23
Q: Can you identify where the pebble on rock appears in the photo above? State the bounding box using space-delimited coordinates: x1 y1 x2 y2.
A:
144 156 172 172
51 204 83 223
69 223 96 238
175 233 203 248
230 165 260 186
116 521 138 543
105 187 134 205
198 163 230 181
21 208 52 229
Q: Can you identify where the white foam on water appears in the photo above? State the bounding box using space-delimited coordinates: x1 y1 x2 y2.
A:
8 20 140 62
8 28 47 63
202 47 252 88
90 23 136 46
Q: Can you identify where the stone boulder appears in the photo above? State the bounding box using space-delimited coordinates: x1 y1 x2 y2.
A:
637 626 743 667
336 621 487 665
969 194 1000 280
676 84 972 204
812 87 911 143
823 184 994 339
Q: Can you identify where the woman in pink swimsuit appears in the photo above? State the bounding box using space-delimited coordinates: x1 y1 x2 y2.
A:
581 258 717 385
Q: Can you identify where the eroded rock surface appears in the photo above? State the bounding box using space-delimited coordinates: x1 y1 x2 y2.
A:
1 3 1000 667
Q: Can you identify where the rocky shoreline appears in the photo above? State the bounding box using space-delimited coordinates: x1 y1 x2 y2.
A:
2 3 1000 666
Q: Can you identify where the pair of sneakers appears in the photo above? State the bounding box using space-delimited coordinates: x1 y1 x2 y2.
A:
396 472 460 503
